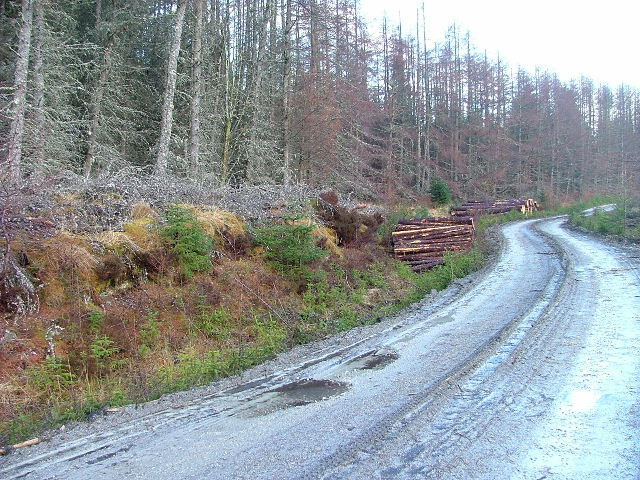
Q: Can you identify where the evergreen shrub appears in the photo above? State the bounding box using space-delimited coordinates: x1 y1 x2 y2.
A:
428 178 452 205
254 223 327 277
160 205 214 279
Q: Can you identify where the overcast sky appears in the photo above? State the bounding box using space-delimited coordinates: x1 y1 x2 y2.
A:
362 0 639 89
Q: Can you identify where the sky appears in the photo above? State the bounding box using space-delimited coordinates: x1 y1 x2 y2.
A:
362 0 639 89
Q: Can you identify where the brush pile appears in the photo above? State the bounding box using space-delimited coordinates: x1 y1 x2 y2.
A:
392 217 475 272
452 198 538 217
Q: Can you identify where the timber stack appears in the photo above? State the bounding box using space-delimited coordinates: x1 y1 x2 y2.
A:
392 216 475 273
451 198 538 217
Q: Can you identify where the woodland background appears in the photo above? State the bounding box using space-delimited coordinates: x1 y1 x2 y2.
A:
1 0 639 200
2 0 640 444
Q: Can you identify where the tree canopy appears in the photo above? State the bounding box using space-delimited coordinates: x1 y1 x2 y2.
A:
1 0 638 201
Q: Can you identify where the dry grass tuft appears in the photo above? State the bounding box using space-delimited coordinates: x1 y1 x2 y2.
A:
181 204 247 239
131 202 158 221
28 232 99 307
314 226 341 256
93 231 139 252
123 218 160 251
288 217 342 256
176 204 250 255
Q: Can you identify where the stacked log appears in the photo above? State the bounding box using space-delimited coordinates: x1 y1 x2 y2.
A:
452 198 538 217
392 217 475 273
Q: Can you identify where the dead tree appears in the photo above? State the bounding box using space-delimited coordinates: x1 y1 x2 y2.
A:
154 0 189 176
3 0 34 185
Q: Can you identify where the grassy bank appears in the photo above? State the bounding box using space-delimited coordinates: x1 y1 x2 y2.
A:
0 201 488 444
568 199 640 241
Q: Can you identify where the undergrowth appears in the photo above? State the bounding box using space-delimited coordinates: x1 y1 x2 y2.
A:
253 223 327 280
160 205 214 279
569 199 640 241
395 249 485 306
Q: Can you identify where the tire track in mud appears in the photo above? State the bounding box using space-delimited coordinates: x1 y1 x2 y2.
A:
372 219 582 479
514 219 640 480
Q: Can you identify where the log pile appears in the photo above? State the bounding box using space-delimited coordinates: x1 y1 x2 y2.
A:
452 198 538 217
392 217 475 272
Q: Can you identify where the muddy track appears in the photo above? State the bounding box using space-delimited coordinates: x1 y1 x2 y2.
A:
1 216 639 480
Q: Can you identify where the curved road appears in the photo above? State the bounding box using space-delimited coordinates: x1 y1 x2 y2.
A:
2 216 639 479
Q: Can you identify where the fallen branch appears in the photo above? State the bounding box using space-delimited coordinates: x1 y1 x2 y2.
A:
0 437 41 455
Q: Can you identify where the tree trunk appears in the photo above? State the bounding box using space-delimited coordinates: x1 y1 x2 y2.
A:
154 0 188 176
4 0 34 185
83 39 115 178
282 0 293 186
221 104 232 184
31 0 46 167
189 0 204 176
245 0 271 183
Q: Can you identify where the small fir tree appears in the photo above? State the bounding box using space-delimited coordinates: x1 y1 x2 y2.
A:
429 178 452 205
160 205 213 279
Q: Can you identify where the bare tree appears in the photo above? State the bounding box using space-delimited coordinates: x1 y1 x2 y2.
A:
31 0 46 166
282 0 293 186
3 0 34 185
188 0 205 176
154 0 189 176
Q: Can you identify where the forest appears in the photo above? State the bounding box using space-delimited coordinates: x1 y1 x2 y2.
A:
1 0 639 200
2 0 640 445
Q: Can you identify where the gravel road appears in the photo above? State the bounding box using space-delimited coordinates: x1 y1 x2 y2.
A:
2 215 639 479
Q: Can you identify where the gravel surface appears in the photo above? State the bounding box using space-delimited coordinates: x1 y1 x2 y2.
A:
1 215 639 480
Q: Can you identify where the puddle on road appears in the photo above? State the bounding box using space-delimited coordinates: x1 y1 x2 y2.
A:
345 349 399 371
239 379 350 417
430 315 455 326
